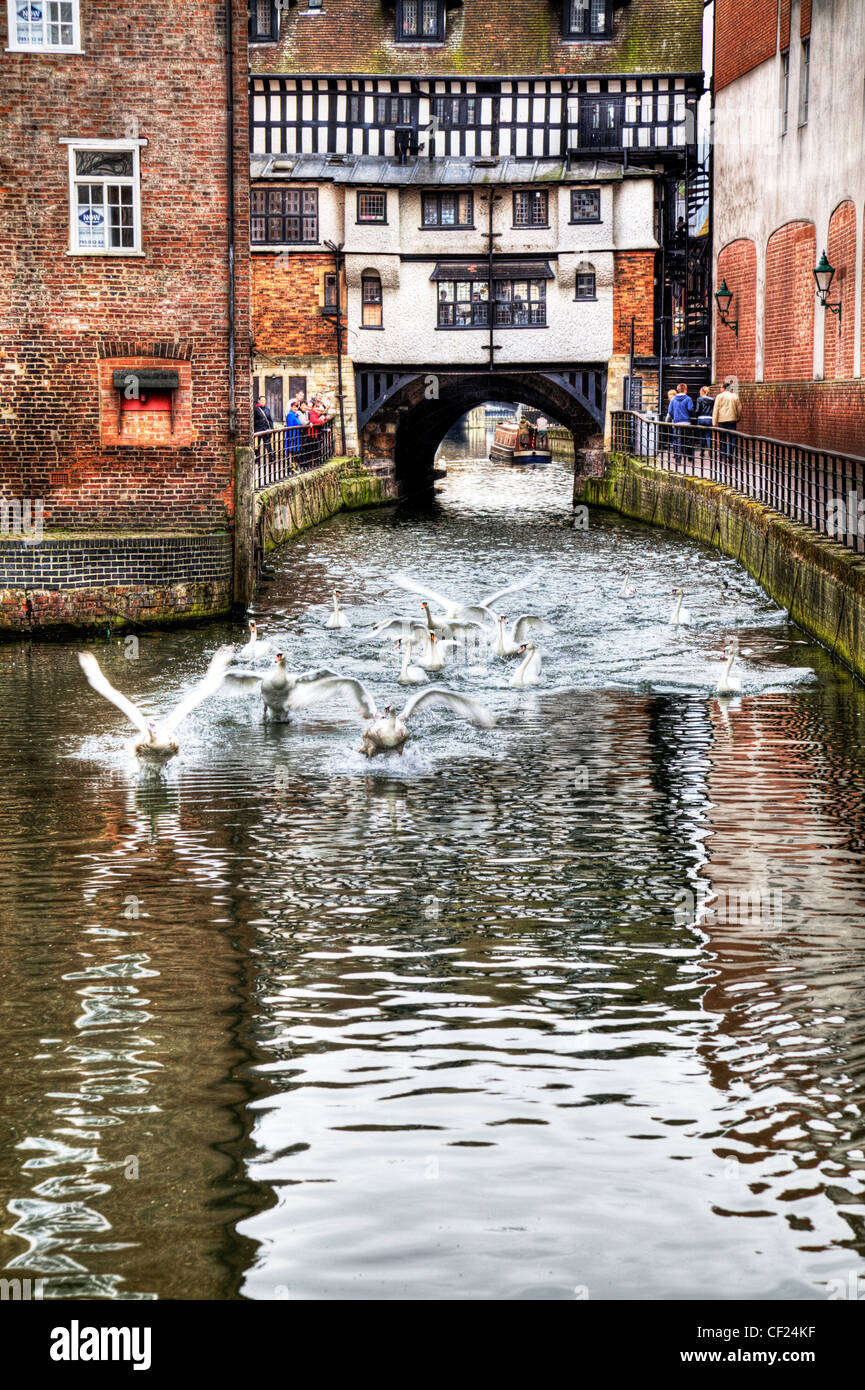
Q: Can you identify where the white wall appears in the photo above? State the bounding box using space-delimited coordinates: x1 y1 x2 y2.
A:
328 177 656 366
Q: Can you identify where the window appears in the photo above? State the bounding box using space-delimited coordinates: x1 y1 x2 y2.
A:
571 188 601 223
7 0 81 50
799 38 810 126
575 270 596 300
265 375 283 424
67 142 141 255
249 0 278 42
323 272 338 307
361 272 383 327
437 281 489 327
374 95 414 126
432 96 478 128
422 192 473 227
513 191 549 227
397 0 444 42
251 188 318 244
780 50 790 135
564 0 612 39
357 191 387 223
494 278 546 326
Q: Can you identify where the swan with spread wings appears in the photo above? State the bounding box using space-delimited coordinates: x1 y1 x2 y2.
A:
78 646 235 773
287 674 495 756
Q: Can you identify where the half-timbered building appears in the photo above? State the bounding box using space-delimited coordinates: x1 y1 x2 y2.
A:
248 0 709 482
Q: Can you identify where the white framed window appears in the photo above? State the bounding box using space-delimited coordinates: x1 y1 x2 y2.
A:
62 139 144 256
6 0 82 52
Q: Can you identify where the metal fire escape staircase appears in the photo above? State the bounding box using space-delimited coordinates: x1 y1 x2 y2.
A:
660 158 711 401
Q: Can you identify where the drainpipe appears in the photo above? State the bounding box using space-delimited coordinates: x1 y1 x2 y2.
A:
226 0 237 438
325 239 347 455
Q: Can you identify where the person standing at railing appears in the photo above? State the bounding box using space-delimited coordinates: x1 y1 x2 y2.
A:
254 396 275 465
695 386 714 467
712 377 742 461
284 401 303 463
665 382 695 467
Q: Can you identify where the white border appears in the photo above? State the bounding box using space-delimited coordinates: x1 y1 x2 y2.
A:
62 137 146 257
5 0 83 53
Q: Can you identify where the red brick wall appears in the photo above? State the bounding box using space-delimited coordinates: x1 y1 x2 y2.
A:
779 0 791 51
715 0 779 92
727 381 865 456
764 221 816 382
801 0 812 39
613 252 655 355
251 251 345 358
824 201 856 382
716 239 757 382
0 0 250 530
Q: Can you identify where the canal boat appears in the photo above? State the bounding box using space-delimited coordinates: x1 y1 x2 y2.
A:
489 415 552 466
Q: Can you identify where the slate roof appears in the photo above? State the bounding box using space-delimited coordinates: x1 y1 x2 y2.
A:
250 0 705 78
250 154 631 184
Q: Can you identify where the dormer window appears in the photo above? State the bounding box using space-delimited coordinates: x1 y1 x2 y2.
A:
564 0 614 40
396 0 445 43
249 0 278 42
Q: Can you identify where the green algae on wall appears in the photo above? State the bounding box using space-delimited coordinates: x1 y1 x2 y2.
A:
256 457 395 555
581 455 865 685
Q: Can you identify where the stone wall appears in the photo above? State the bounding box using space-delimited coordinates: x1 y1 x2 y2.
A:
580 454 865 684
255 457 397 555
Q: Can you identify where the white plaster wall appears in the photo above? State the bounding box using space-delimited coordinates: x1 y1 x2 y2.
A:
335 179 654 366
342 255 613 366
712 0 865 380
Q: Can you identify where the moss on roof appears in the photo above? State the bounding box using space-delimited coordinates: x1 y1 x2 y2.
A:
251 0 704 77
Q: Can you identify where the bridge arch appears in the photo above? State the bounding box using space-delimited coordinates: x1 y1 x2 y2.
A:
355 367 606 491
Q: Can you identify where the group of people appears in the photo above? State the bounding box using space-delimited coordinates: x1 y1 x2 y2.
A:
253 389 333 463
664 377 743 464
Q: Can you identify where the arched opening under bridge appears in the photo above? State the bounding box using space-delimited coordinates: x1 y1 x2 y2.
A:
354 367 606 495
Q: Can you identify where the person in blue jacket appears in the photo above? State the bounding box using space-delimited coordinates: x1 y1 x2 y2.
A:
665 382 694 467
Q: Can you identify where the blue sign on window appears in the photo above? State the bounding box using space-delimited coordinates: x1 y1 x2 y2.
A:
79 210 104 226
18 5 44 19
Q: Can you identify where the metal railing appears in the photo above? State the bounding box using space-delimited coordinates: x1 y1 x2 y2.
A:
254 421 335 491
610 411 865 556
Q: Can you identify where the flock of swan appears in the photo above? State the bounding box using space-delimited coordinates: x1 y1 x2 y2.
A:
76 569 743 775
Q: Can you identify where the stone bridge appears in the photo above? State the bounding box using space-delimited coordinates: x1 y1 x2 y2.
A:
354 366 607 490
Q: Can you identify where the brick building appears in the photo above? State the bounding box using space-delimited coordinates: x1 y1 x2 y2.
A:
712 0 865 452
0 0 251 631
248 0 708 484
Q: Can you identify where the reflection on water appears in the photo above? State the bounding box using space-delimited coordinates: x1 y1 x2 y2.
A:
1 445 864 1300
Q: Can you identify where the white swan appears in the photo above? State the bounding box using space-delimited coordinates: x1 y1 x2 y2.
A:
494 613 553 657
416 631 456 671
618 572 636 598
286 675 495 756
261 653 345 719
669 587 691 626
395 637 428 686
717 642 742 695
393 571 538 626
226 652 344 720
236 618 269 661
510 642 542 687
367 616 429 645
78 646 234 773
324 590 350 629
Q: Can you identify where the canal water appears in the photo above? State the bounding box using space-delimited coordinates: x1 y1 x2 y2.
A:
2 423 865 1302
